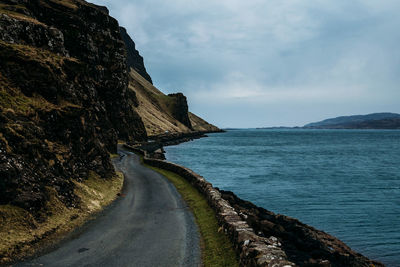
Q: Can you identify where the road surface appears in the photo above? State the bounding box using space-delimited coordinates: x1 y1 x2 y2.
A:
17 147 201 267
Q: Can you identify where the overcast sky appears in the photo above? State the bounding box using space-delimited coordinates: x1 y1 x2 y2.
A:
91 0 400 128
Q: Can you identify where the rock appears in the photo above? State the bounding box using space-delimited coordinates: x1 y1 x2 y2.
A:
0 0 147 216
219 190 385 267
120 27 153 84
167 93 193 129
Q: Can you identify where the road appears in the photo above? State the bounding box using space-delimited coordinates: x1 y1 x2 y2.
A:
17 147 201 267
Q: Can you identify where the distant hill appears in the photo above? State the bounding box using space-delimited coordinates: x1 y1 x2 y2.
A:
304 113 400 129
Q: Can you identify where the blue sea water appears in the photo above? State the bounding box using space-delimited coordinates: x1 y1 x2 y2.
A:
164 129 400 266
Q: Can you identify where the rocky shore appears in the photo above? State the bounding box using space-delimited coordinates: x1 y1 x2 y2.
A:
127 129 224 159
127 141 385 267
0 1 386 266
220 190 384 267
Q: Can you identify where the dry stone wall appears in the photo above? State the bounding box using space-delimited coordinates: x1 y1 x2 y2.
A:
123 144 383 267
126 144 296 267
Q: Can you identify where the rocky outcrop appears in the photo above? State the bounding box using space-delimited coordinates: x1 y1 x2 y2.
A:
128 68 219 136
220 191 384 267
136 151 384 267
120 27 153 84
167 93 193 129
0 0 146 215
0 0 221 222
189 112 221 132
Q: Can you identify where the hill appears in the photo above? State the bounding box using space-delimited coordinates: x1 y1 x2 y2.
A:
120 23 219 137
0 0 219 261
128 68 219 137
304 113 400 129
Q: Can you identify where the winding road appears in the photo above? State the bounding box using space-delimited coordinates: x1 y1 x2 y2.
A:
17 147 201 267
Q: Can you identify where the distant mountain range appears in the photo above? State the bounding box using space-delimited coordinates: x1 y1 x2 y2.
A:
304 113 400 129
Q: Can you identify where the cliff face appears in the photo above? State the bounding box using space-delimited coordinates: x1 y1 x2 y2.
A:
119 24 219 137
0 0 219 217
127 68 219 137
0 0 146 214
167 93 193 130
119 27 153 84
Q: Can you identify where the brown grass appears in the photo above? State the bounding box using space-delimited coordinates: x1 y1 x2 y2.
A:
49 0 78 10
0 4 44 25
0 40 79 68
128 68 219 136
0 171 124 264
189 112 220 132
0 85 80 116
128 69 191 136
0 43 81 116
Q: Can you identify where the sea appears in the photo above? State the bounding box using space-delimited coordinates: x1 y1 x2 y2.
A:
164 129 400 266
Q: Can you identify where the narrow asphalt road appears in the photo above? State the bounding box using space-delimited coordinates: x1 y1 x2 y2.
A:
17 147 201 267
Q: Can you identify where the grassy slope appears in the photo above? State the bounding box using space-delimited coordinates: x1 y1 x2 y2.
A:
129 69 191 136
145 164 239 267
189 112 220 132
129 69 219 136
0 171 124 264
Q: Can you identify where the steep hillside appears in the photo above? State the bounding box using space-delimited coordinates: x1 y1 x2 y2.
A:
0 0 219 215
127 68 219 137
0 0 146 218
0 0 220 261
118 25 220 137
305 112 400 129
189 112 220 132
119 27 153 84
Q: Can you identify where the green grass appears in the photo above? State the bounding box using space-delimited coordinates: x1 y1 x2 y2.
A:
144 164 239 267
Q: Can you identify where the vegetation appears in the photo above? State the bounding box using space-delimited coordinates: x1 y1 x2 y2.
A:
109 153 119 159
0 3 43 24
144 164 239 267
48 0 78 10
0 171 124 264
128 70 191 137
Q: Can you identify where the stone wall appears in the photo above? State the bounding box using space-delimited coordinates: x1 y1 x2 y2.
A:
124 144 384 267
219 191 385 267
138 151 296 267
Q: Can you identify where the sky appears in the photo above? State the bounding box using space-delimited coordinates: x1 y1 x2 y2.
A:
90 0 400 128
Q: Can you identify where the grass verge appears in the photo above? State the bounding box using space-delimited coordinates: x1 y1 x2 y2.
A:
144 164 239 267
109 153 119 159
0 171 124 264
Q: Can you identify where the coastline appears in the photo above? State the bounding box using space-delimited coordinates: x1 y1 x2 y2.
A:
126 130 225 159
124 135 385 267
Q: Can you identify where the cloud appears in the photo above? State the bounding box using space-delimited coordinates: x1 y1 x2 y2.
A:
90 0 400 127
189 71 366 104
